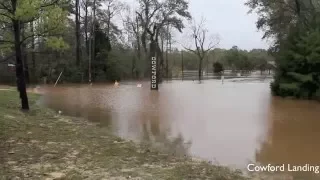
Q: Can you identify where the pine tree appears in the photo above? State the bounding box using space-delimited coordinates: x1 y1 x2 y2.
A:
271 27 320 99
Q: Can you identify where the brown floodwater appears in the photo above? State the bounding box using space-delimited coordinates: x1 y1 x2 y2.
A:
38 79 320 171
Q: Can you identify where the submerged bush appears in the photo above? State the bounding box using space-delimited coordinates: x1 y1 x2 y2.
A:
213 62 224 74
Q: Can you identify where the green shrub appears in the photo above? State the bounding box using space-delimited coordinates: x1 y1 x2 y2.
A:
213 62 224 74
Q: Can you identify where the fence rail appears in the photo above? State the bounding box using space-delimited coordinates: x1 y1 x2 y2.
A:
171 70 273 81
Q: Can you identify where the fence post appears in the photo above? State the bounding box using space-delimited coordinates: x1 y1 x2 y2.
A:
181 51 184 81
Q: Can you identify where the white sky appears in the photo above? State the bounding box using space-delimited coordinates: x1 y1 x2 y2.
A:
120 0 270 50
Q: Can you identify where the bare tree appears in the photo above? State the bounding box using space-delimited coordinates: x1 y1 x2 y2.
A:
122 6 143 78
182 18 220 82
98 0 125 42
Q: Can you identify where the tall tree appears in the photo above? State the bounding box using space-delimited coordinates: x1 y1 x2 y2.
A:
246 0 320 99
136 0 192 80
75 0 81 66
30 21 36 82
0 0 68 110
81 0 91 57
245 0 318 52
122 8 143 79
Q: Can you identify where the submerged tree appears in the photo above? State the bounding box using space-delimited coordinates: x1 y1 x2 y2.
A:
183 18 220 81
213 62 224 74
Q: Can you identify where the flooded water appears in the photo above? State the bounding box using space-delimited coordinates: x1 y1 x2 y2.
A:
39 79 320 171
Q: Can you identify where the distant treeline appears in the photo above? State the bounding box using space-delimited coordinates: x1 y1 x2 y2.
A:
0 45 274 84
0 0 277 86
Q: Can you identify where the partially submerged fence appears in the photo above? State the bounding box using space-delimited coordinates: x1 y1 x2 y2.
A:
171 70 273 81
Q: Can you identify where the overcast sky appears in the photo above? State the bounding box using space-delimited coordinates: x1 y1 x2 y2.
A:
186 0 270 50
123 0 270 50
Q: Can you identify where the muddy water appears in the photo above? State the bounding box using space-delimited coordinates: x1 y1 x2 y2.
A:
39 79 320 170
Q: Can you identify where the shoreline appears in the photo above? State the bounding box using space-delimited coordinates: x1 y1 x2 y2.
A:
0 90 248 179
1 89 319 179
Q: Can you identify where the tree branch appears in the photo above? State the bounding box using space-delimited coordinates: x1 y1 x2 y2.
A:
0 12 12 20
182 46 197 54
0 50 56 64
0 53 15 63
0 39 13 44
19 25 63 45
149 3 162 20
40 0 60 8
0 2 13 13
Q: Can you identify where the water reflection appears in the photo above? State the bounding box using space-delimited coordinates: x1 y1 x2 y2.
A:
256 97 320 178
39 80 320 169
41 83 191 155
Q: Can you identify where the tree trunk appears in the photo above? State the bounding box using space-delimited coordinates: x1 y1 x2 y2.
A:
181 51 184 81
132 42 136 79
165 26 169 80
132 56 136 79
75 0 81 66
166 51 169 80
141 31 148 54
48 55 52 83
141 31 148 77
295 0 301 16
84 2 89 56
206 55 209 79
88 34 92 82
21 24 29 84
134 17 141 79
22 47 29 84
105 10 111 79
156 43 164 83
30 22 36 83
91 0 97 82
159 36 164 82
199 57 203 82
13 20 29 110
166 26 171 80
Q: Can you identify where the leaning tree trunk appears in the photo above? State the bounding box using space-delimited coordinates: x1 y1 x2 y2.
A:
13 20 29 110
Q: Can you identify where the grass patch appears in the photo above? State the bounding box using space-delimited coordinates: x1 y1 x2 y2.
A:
0 90 250 179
